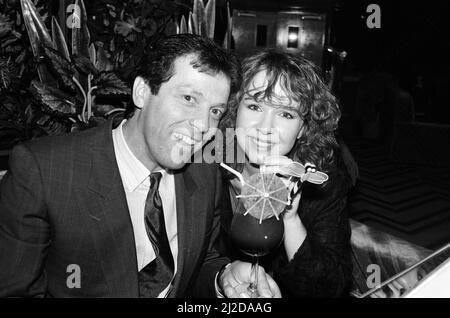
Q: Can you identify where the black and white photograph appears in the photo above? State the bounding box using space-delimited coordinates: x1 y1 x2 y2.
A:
0 0 449 301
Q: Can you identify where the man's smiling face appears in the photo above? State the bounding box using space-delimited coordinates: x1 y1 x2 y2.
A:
128 54 231 171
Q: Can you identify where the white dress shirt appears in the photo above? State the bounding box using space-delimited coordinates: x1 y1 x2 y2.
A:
112 119 178 298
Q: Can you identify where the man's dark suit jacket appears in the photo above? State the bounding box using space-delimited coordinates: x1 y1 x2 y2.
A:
0 119 229 297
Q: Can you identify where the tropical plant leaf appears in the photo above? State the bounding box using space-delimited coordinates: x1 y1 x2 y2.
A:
93 104 115 115
44 121 69 135
23 104 38 125
114 20 133 37
192 0 206 36
204 0 216 39
36 115 69 136
30 80 78 117
35 114 51 126
114 18 142 37
51 16 70 61
89 43 96 65
20 0 55 84
188 11 194 34
93 72 131 97
35 3 49 23
42 45 77 93
71 0 91 59
72 55 99 76
0 57 15 91
3 41 22 54
92 104 122 117
223 2 232 49
95 45 113 72
0 13 13 37
179 15 187 34
16 10 21 26
15 48 26 64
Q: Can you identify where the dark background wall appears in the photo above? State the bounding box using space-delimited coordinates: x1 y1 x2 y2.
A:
226 0 450 125
332 0 450 124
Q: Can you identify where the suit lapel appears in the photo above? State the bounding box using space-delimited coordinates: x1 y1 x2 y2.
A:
169 167 208 297
74 119 139 297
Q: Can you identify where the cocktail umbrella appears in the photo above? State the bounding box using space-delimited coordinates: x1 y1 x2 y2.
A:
220 163 289 223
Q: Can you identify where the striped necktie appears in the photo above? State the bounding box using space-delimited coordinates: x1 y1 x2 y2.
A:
138 172 174 297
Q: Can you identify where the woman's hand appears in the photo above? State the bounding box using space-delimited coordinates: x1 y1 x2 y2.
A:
260 155 294 174
260 155 302 216
220 261 282 298
284 189 302 220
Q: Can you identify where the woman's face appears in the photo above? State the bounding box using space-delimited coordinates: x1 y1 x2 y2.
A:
235 70 304 165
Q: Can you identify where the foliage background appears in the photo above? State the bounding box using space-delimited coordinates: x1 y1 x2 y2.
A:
0 0 52 148
0 0 201 150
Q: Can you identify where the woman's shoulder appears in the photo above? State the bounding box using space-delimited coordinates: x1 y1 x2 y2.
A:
298 151 352 218
324 149 353 194
306 150 351 195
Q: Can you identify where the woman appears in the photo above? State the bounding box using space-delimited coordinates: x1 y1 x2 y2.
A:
219 50 353 297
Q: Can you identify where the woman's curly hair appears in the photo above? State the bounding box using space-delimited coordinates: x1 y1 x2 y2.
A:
219 49 341 173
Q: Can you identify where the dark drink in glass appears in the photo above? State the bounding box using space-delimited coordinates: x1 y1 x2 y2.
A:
223 170 288 297
230 213 284 257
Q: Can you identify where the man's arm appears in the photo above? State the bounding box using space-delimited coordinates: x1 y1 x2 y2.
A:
0 144 51 297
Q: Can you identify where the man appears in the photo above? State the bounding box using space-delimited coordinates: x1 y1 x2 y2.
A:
0 34 280 298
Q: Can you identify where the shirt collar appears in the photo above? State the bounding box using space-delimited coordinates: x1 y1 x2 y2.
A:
113 119 166 192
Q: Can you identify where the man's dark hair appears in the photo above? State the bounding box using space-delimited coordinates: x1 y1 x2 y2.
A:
126 34 240 118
